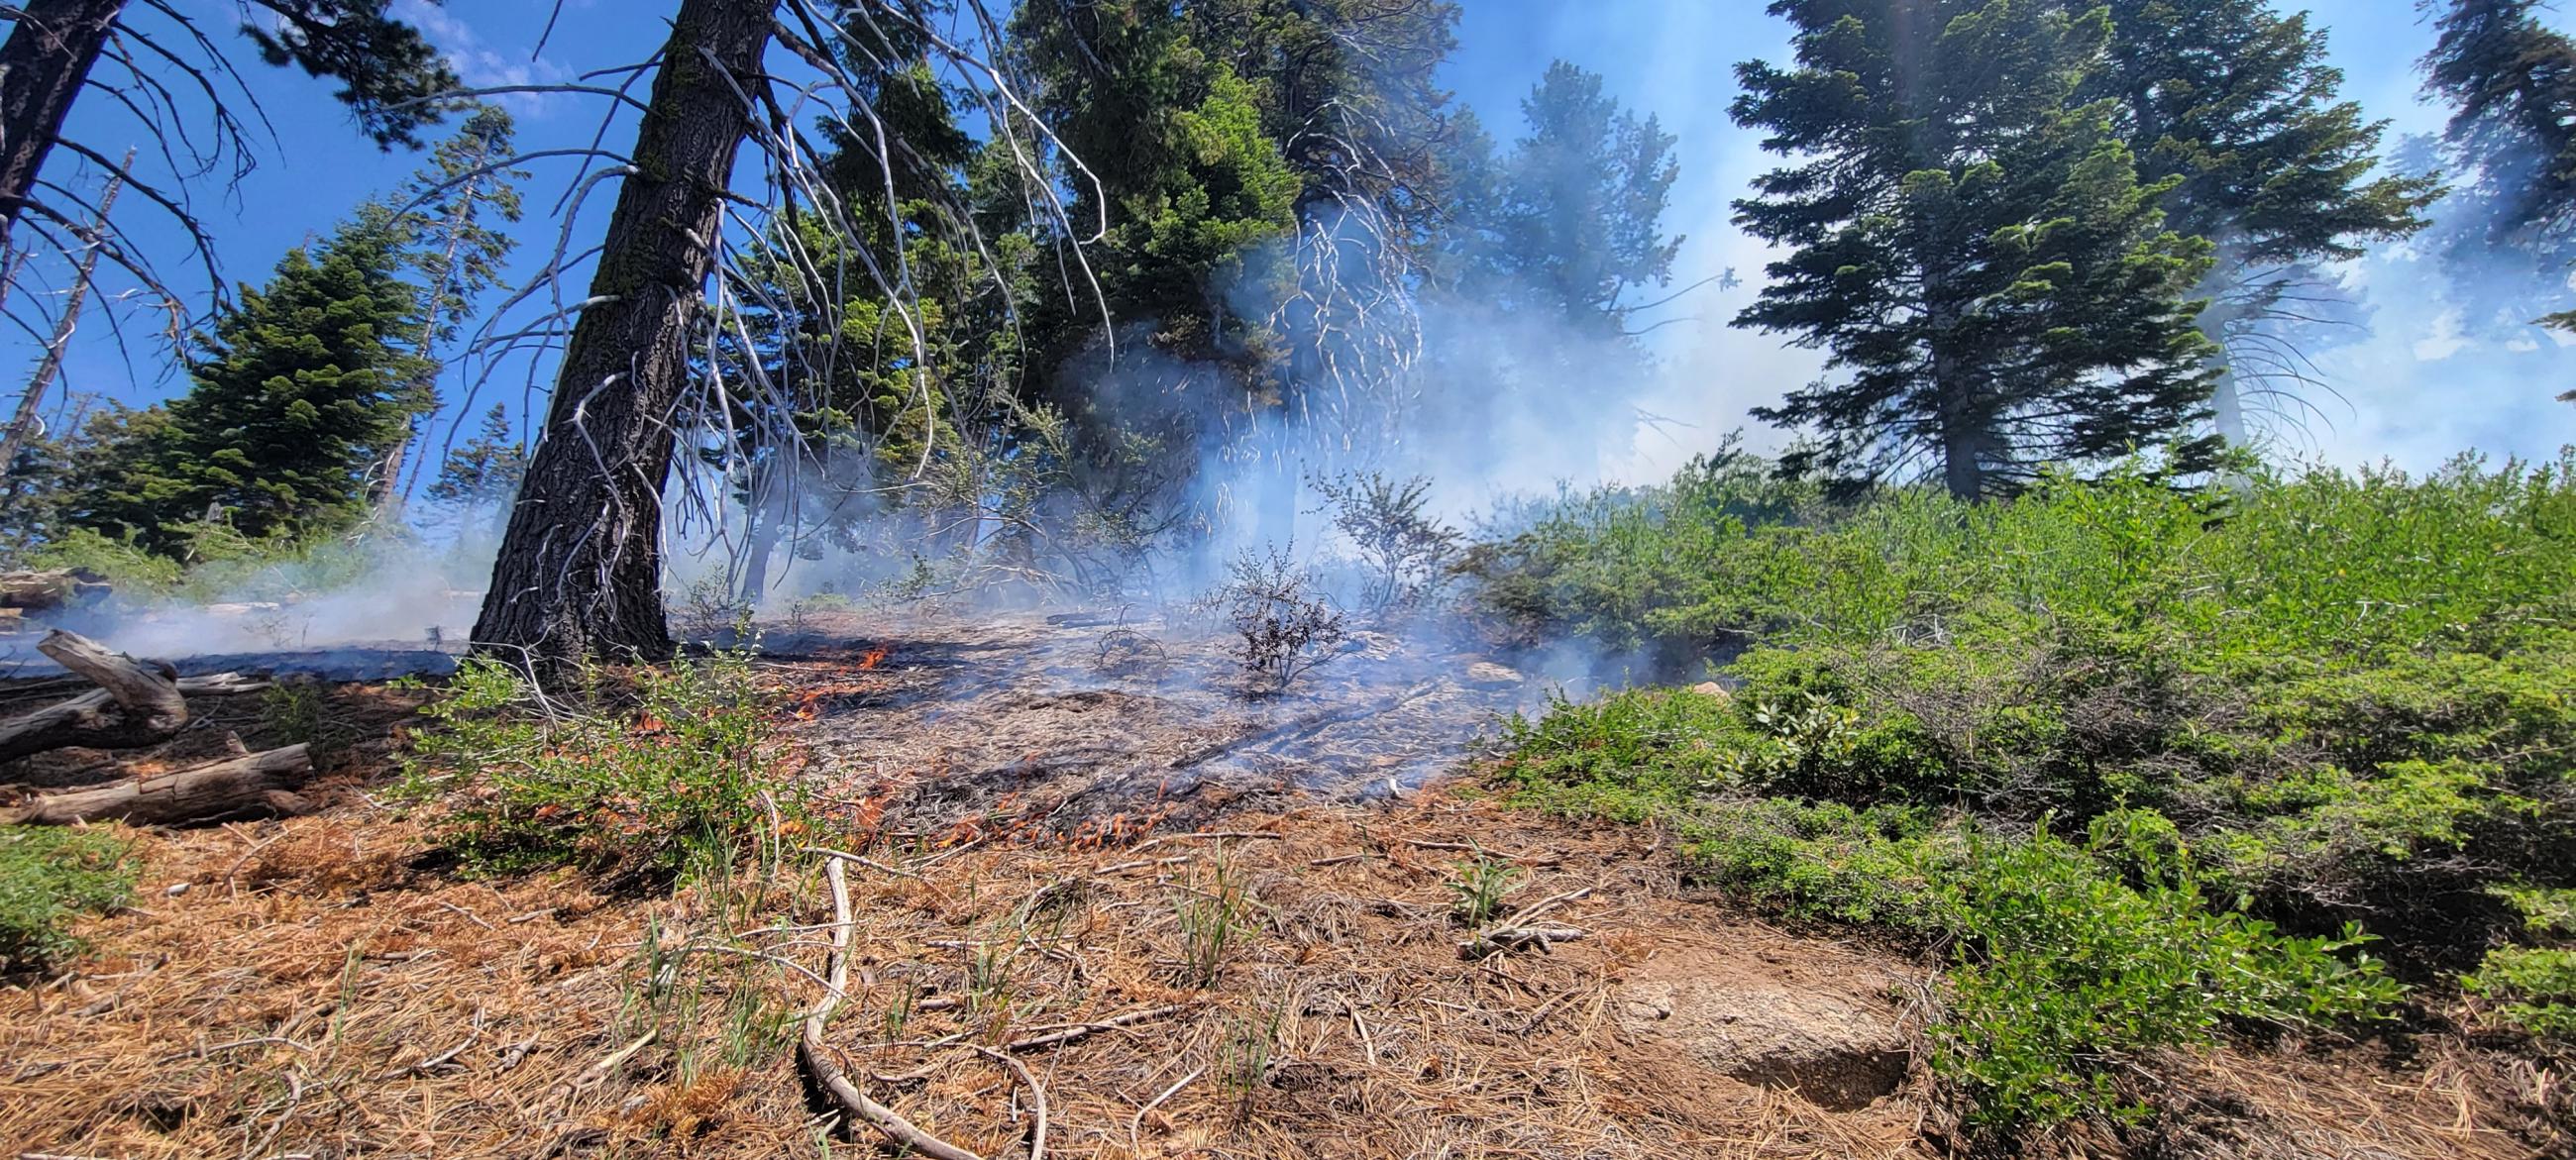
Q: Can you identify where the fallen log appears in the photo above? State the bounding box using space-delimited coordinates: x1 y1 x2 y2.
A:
7 744 312 825
0 631 189 761
0 568 109 611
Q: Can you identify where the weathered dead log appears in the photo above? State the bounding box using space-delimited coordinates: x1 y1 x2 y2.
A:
0 630 188 761
8 744 312 825
0 568 109 611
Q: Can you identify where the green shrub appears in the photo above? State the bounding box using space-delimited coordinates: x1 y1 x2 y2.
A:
23 528 182 594
1934 818 2397 1129
2466 947 2576 1039
1478 452 2576 1132
0 826 138 974
400 650 799 881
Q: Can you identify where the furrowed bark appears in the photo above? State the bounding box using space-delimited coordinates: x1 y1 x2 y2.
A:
0 0 126 261
471 0 774 678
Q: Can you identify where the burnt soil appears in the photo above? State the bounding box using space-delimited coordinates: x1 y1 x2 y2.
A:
765 608 1555 839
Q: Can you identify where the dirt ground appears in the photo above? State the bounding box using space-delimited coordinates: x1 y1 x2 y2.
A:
0 624 2562 1159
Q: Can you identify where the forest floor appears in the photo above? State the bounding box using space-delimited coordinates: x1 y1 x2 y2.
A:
0 616 2556 1159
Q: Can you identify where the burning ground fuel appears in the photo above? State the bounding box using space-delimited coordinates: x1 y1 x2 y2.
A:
767 609 1548 842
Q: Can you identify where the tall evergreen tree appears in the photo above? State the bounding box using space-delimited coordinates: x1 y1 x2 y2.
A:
2094 0 2437 442
424 403 528 508
2420 0 2576 359
75 216 434 551
1451 61 1683 337
1421 61 1685 485
379 106 528 508
2422 0 2576 241
1734 0 2220 500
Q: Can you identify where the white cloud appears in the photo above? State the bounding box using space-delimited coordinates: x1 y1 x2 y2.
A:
390 0 575 117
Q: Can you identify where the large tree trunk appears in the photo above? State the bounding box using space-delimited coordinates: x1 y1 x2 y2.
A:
472 0 774 678
1928 300 1986 501
0 0 125 261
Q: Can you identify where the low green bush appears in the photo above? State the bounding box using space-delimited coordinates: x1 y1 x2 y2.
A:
400 650 800 882
2466 947 2576 1039
0 825 138 974
1481 450 2576 1133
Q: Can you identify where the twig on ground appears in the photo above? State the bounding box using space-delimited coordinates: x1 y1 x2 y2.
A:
805 846 926 881
1005 1004 1195 1053
973 1046 1049 1160
496 1032 540 1072
377 1028 477 1080
1125 830 1285 856
564 1028 656 1093
1459 923 1588 959
1129 1064 1205 1155
800 856 985 1160
1492 886 1592 931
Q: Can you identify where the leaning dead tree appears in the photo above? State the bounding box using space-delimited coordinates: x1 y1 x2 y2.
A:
0 0 457 452
0 629 306 826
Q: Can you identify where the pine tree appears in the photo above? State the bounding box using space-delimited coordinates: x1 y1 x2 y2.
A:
1454 61 1683 338
2422 0 2576 241
77 216 434 552
2420 0 2576 352
1733 0 2220 500
425 404 528 508
2094 0 2436 442
379 106 528 507
1423 61 1685 485
1012 1 1301 357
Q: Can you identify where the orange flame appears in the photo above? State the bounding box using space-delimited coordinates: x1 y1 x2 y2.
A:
859 646 889 670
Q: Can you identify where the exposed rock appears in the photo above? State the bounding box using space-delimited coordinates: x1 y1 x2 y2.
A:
1463 662 1525 688
1616 978 1908 1110
1689 681 1731 700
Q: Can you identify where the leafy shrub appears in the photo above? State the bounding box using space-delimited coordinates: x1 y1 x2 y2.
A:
20 527 182 594
2467 947 2576 1039
1311 471 1462 617
1935 819 2396 1128
401 650 798 881
1214 544 1348 691
1444 851 1522 926
0 825 137 973
671 576 753 643
1480 451 2576 1132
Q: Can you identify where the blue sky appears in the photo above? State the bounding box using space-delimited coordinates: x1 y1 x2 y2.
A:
29 0 2574 485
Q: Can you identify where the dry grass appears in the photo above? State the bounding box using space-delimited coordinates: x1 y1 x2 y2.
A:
3 792 1950 1159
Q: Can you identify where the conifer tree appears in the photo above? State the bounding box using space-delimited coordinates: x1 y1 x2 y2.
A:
2420 0 2576 357
77 217 433 551
1733 0 2221 500
2422 0 2576 241
379 106 528 508
2094 0 2436 442
424 404 528 509
1455 61 1683 338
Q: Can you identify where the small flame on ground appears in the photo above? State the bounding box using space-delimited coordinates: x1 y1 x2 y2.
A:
787 646 893 721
